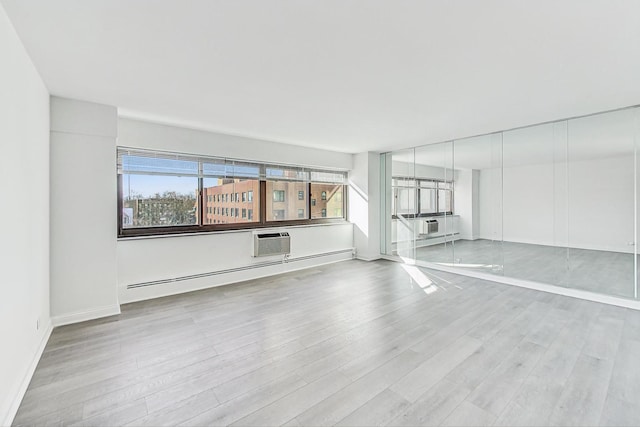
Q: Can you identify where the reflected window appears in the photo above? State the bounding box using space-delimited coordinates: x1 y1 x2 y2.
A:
392 177 453 217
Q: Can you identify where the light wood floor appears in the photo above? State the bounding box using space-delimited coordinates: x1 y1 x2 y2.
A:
415 239 639 299
13 260 640 426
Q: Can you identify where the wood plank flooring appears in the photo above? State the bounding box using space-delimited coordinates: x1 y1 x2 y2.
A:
415 239 638 299
13 259 640 426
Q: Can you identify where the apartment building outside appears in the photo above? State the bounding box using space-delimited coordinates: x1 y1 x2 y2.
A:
203 179 344 223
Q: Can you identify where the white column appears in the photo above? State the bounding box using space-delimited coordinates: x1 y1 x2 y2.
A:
50 97 120 325
349 152 381 260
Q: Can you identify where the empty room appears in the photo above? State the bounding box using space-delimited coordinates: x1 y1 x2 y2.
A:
2 1 640 426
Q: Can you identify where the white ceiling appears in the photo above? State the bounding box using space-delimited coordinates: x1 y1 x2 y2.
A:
3 0 640 153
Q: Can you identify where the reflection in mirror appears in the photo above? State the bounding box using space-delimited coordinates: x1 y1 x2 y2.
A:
390 148 416 262
381 152 393 256
636 108 640 300
566 109 637 298
380 106 640 301
415 134 503 274
500 122 568 284
411 142 455 267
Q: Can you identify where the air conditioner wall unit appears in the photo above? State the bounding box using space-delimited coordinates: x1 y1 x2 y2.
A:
425 219 439 234
253 232 291 257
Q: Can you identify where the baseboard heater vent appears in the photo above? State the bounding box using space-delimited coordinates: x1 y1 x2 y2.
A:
126 248 354 289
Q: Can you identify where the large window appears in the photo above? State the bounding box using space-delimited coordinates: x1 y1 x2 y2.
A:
310 183 344 219
392 177 453 217
266 181 307 221
118 148 348 236
203 177 260 225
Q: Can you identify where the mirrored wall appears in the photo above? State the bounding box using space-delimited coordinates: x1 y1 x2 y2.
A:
381 107 640 300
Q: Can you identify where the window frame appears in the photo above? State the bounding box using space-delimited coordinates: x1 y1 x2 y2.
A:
117 148 348 237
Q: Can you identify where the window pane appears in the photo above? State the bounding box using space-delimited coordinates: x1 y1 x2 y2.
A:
438 189 453 213
394 187 416 216
203 178 260 224
273 190 285 202
266 167 308 181
202 161 260 178
420 180 438 189
419 188 437 214
310 170 347 184
266 181 307 221
122 174 198 228
311 184 344 219
121 155 198 176
393 178 416 187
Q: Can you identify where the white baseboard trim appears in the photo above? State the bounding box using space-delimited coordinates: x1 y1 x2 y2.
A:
2 321 53 427
51 304 121 327
356 255 383 261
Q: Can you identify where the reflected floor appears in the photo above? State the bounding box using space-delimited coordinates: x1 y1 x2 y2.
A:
411 239 638 299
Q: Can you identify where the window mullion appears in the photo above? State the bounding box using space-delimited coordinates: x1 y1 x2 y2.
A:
308 183 312 220
198 177 203 227
259 180 267 225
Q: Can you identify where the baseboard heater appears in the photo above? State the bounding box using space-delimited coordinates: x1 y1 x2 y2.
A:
126 248 354 289
420 232 460 240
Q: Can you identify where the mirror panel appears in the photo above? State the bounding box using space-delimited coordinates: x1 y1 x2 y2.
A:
380 106 640 301
566 109 637 298
501 122 568 284
435 133 503 274
412 141 455 267
390 148 416 262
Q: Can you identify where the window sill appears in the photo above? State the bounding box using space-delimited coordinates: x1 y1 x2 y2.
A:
117 220 351 241
392 213 458 219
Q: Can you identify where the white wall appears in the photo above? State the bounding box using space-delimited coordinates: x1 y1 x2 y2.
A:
119 224 353 302
119 118 352 170
477 167 503 242
349 152 381 261
501 162 557 246
479 155 635 253
0 4 50 425
118 118 354 303
567 155 634 253
455 169 479 240
50 97 120 325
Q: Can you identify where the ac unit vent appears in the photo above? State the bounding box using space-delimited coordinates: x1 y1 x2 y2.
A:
253 232 291 257
425 219 439 234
